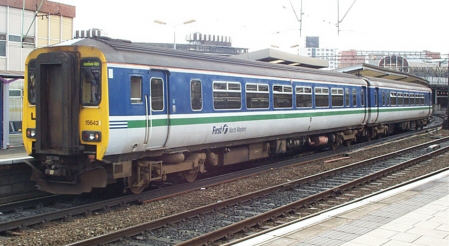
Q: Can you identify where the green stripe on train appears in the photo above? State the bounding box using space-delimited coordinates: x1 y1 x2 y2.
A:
124 107 429 128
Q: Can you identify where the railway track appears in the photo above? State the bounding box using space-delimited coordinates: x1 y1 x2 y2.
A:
0 123 443 237
67 136 449 246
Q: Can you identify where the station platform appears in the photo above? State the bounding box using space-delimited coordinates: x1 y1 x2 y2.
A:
234 170 449 246
0 133 29 165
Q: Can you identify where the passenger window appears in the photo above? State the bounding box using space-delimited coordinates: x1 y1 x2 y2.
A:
391 92 397 106
273 85 292 108
374 90 378 106
352 88 357 107
398 93 403 106
331 88 343 107
130 76 142 104
213 81 241 110
80 58 101 106
345 88 350 107
190 80 202 110
361 89 365 106
246 83 269 109
296 86 312 108
315 87 329 107
151 78 164 110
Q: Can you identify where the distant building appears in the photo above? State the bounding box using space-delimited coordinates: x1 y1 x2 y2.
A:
300 36 338 69
0 0 75 147
147 32 248 56
338 49 448 111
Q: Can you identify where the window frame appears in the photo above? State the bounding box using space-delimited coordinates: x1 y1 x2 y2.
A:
212 81 242 110
373 90 378 107
344 88 350 107
130 75 143 104
150 77 165 111
315 86 330 108
331 88 344 108
80 58 102 107
190 79 203 111
352 88 357 107
390 92 397 106
273 84 293 109
246 83 269 109
27 59 36 105
295 85 313 108
361 88 365 107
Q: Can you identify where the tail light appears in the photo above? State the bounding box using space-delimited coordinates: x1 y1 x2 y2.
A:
82 131 101 142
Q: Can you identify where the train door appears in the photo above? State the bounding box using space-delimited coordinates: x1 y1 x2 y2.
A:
361 85 368 124
373 87 380 123
144 69 169 149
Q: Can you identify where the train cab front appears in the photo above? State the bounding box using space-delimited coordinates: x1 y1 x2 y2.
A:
22 45 109 194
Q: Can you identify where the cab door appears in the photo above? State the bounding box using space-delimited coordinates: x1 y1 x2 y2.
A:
144 70 169 149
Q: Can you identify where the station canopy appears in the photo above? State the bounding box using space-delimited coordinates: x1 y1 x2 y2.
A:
0 70 24 84
336 63 429 86
234 48 328 69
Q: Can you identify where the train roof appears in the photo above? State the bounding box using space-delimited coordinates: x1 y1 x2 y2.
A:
52 37 430 92
56 37 364 85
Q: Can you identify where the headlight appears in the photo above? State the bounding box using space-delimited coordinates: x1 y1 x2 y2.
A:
82 131 101 142
26 128 36 139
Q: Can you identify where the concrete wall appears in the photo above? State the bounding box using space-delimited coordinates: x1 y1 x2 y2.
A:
37 14 73 47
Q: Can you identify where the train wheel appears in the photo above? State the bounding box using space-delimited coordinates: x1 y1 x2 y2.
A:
127 163 149 194
183 167 199 183
129 182 147 194
331 135 343 151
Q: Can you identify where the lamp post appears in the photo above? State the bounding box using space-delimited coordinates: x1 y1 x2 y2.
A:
154 19 196 50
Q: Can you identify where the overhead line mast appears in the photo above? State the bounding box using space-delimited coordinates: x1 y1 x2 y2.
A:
337 0 357 36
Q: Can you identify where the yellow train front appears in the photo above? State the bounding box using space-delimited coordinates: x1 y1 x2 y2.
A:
23 45 110 194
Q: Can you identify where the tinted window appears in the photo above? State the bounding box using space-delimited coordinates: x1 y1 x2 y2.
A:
331 88 343 107
315 87 329 107
296 86 312 108
345 88 350 107
246 83 269 109
151 78 164 110
391 92 397 106
0 40 5 56
352 88 357 107
213 81 241 110
190 80 202 110
27 59 37 104
361 89 365 106
80 58 101 106
273 85 292 108
9 89 22 97
130 76 142 103
374 90 378 106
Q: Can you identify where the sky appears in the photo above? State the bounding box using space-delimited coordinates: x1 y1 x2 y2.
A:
55 0 449 55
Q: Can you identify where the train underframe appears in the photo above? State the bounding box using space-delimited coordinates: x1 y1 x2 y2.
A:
28 118 429 194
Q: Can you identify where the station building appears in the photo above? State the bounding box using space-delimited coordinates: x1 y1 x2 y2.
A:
338 50 448 113
0 0 75 148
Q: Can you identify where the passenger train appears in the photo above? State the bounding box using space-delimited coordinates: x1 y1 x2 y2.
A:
22 37 432 194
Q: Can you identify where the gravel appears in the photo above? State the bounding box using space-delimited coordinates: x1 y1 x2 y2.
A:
0 130 447 246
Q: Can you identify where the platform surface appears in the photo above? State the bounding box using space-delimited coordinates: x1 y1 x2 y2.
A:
235 170 449 246
0 134 29 165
